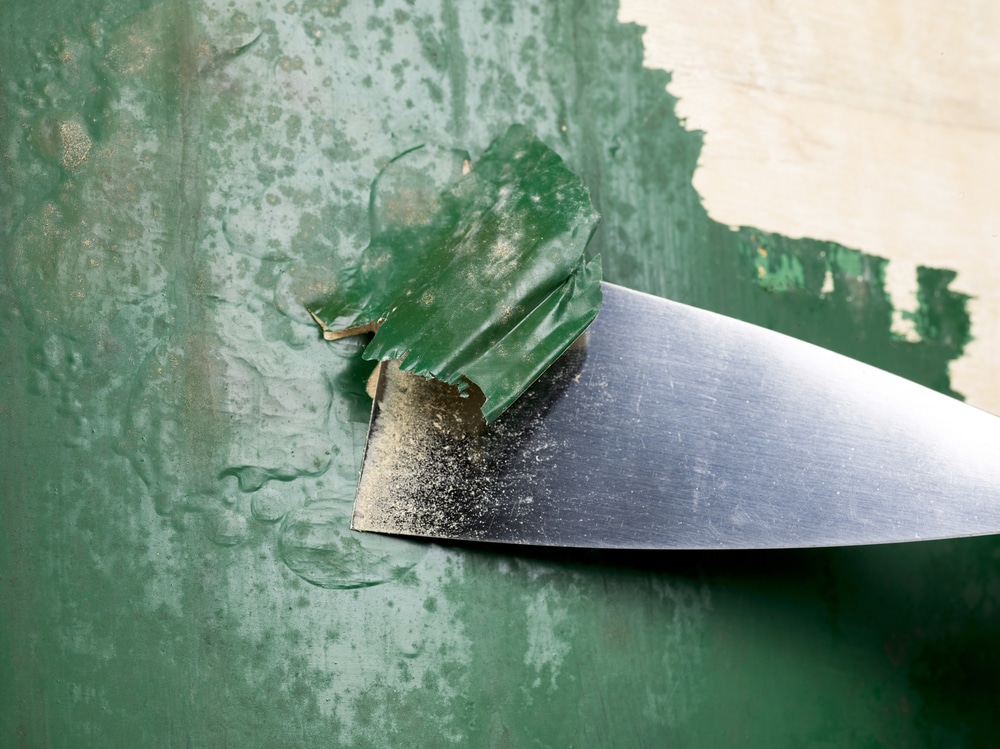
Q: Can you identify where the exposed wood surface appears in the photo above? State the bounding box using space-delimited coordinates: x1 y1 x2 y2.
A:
620 0 1000 413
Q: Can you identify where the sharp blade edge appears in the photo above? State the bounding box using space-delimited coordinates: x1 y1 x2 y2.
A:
352 282 1000 549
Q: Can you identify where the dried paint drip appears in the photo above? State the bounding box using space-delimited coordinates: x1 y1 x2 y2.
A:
277 499 426 589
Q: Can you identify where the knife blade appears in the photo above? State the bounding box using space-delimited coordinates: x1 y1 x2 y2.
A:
350 282 1000 549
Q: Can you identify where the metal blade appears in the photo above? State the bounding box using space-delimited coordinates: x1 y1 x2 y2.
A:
351 282 1000 549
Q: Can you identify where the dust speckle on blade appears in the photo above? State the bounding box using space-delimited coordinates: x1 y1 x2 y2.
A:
352 283 1000 549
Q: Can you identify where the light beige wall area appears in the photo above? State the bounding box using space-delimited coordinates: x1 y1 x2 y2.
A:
619 0 1000 414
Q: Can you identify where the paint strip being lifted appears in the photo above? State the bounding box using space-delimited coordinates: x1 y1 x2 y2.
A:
309 125 602 422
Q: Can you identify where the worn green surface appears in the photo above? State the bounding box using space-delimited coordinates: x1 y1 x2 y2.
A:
309 124 602 422
1 0 995 747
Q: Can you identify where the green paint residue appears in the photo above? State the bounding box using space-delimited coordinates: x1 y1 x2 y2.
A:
910 267 972 349
752 243 807 293
825 245 868 281
309 124 602 422
743 231 873 297
0 0 983 747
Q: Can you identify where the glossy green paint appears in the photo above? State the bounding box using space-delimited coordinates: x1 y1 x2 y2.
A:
309 125 602 422
1 0 994 747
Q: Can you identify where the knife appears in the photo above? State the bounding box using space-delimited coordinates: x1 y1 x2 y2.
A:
350 282 1000 549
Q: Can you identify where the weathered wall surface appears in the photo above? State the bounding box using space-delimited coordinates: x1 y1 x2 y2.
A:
2 2 996 746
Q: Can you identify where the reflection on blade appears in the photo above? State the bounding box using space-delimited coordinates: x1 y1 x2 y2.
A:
352 283 1000 549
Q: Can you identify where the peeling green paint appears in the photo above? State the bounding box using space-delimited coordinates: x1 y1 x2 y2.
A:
309 125 602 422
735 228 971 397
0 0 989 746
910 267 973 349
750 241 808 293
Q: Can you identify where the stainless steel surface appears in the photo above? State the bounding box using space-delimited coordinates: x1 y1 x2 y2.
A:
352 282 1000 549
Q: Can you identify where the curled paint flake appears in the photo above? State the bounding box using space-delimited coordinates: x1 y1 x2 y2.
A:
310 124 602 422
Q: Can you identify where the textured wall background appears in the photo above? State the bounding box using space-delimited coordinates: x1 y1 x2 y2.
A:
2 1 997 746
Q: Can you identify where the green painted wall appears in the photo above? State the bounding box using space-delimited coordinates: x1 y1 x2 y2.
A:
1 0 994 746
